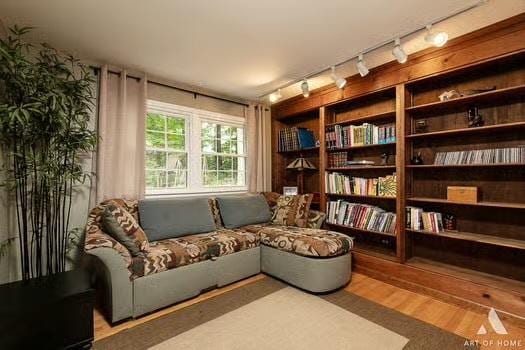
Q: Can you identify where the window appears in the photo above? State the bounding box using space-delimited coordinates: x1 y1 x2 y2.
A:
145 100 247 195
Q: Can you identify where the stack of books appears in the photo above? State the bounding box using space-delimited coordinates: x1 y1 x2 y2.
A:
434 146 525 165
278 127 316 152
326 201 397 235
325 172 397 197
406 207 444 233
327 152 347 168
325 123 395 149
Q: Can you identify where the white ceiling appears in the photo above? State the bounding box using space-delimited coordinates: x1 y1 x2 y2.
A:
0 1 522 101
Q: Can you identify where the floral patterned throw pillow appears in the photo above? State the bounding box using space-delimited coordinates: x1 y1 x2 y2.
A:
271 194 313 228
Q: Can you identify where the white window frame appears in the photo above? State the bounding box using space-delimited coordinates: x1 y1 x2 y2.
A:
146 99 248 196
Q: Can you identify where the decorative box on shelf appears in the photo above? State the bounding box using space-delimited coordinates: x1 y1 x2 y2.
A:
447 186 479 203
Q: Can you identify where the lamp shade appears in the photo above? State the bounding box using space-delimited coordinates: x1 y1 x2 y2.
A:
286 157 316 171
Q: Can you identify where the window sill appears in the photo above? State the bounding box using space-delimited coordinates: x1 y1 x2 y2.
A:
145 189 248 199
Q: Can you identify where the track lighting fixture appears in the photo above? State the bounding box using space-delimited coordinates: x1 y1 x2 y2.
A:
269 88 282 103
425 24 448 47
260 1 483 100
356 54 369 77
392 38 407 64
301 79 310 98
330 66 347 89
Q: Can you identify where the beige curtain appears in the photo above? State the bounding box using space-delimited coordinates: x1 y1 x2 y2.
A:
93 65 147 204
246 104 272 192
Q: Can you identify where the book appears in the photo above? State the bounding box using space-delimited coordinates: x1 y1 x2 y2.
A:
326 200 396 235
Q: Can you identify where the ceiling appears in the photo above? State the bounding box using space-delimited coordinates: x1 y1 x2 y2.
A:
0 1 522 102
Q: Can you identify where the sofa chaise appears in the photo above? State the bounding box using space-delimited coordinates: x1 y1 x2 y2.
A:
84 193 353 323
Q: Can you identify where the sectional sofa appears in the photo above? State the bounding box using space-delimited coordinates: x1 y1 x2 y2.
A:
84 194 353 323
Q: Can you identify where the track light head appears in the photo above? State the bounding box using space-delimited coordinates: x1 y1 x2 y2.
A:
425 24 448 47
330 66 347 89
392 38 408 64
269 88 282 103
301 79 310 98
356 54 369 77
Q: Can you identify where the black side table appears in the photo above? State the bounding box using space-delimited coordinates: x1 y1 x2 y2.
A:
0 269 95 350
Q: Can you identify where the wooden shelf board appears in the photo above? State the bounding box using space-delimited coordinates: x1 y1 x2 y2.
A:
406 121 525 139
327 142 396 152
326 193 396 200
352 246 398 262
326 110 396 127
407 197 525 209
407 229 525 250
406 257 525 295
327 166 397 171
406 163 525 169
405 84 525 113
326 222 397 237
277 147 319 154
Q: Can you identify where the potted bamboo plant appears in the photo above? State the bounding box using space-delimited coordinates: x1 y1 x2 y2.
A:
0 26 97 280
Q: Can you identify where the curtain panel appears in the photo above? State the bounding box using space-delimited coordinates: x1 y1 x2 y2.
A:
246 104 272 192
93 65 147 204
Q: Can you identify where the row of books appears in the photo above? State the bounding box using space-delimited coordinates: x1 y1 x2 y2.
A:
278 127 316 152
406 207 444 233
434 146 525 165
325 123 396 149
325 172 397 197
328 152 347 168
326 201 397 235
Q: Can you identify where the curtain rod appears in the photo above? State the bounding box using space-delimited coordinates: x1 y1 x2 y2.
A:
91 66 249 108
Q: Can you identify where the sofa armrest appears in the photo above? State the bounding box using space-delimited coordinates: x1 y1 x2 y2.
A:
307 210 326 229
83 248 133 323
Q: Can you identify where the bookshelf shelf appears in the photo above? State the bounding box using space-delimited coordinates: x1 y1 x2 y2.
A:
326 222 396 237
277 146 319 154
327 165 397 171
326 142 396 152
405 84 525 113
407 197 525 209
325 110 396 127
327 193 396 200
406 163 525 169
407 229 525 250
406 121 525 139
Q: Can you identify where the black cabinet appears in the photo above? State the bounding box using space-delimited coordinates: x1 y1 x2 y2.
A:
0 269 95 349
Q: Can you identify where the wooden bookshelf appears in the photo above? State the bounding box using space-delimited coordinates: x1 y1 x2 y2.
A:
407 197 525 209
277 146 319 154
326 165 396 171
328 193 396 200
405 84 525 113
326 222 396 238
406 121 525 139
326 142 395 152
271 17 525 316
406 229 525 250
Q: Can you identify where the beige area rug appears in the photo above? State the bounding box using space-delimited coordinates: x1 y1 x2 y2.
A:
94 277 475 350
150 286 409 350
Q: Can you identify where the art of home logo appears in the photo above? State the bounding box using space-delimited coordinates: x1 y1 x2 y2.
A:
477 307 508 335
464 308 523 349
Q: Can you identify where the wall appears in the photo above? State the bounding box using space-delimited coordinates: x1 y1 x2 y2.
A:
147 82 246 118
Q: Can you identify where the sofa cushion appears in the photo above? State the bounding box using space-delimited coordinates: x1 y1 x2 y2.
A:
272 194 313 228
208 197 224 228
138 198 216 241
130 229 260 279
216 194 272 229
242 224 352 258
101 203 150 256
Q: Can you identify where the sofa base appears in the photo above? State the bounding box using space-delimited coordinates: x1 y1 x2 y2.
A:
260 245 352 293
133 247 260 318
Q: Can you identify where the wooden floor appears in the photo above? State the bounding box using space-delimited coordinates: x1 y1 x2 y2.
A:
94 272 525 349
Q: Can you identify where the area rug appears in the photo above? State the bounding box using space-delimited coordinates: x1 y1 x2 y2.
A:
94 277 473 350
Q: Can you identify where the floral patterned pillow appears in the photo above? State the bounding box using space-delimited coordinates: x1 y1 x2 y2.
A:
271 194 313 228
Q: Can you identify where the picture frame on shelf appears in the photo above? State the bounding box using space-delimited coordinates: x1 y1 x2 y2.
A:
283 186 298 196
